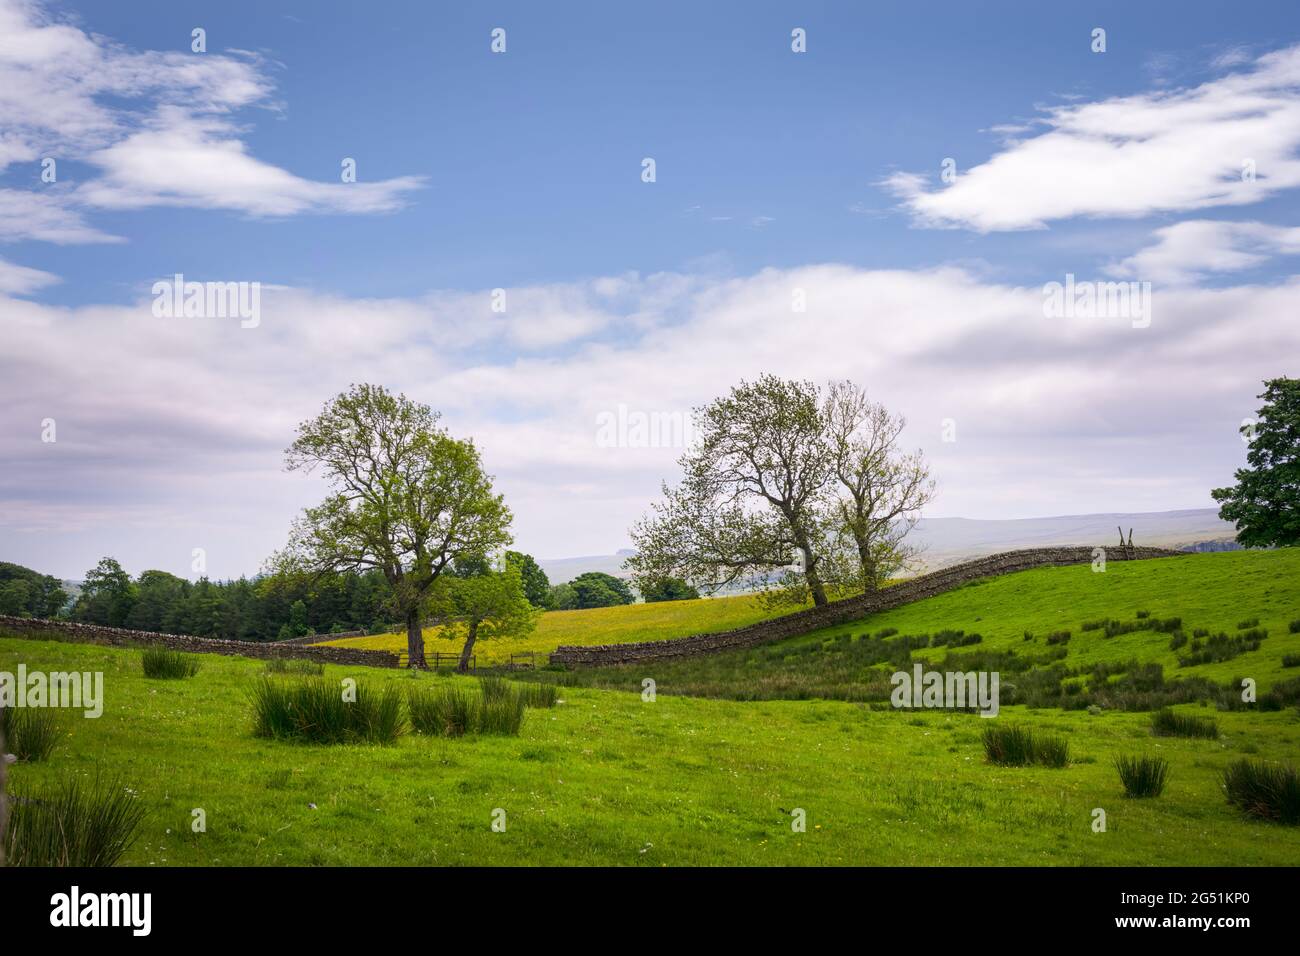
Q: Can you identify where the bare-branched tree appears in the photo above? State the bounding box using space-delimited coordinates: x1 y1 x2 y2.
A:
824 381 935 591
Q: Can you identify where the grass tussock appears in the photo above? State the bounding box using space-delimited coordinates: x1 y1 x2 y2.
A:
1115 755 1170 798
4 774 147 866
264 658 325 676
141 648 202 679
408 685 478 737
1 705 65 761
249 677 403 744
408 677 534 737
981 724 1069 767
1150 708 1218 739
516 682 559 708
1221 759 1300 825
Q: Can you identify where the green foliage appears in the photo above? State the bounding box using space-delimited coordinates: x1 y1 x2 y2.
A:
0 561 68 617
1150 708 1218 739
249 677 403 744
641 576 701 603
1221 759 1300 824
505 551 551 608
567 572 635 609
4 774 147 866
141 648 202 679
1115 755 1170 798
74 557 136 627
1 705 64 761
1212 377 1300 547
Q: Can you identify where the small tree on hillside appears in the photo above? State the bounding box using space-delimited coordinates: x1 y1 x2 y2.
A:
1212 377 1300 547
824 381 935 590
273 384 513 668
627 376 835 605
427 560 539 671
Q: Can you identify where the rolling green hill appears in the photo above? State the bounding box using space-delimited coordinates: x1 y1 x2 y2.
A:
541 550 1300 701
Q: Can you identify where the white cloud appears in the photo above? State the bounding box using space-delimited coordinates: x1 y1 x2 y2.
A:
0 0 422 240
1 265 1293 577
0 254 57 294
885 44 1300 231
76 109 425 216
1109 220 1300 284
0 188 120 244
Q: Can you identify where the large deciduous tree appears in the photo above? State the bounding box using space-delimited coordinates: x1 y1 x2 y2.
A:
627 375 835 605
274 384 512 668
823 381 935 591
1212 377 1300 548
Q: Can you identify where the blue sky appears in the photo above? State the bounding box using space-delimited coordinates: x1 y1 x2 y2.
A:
3 0 1300 579
21 0 1300 306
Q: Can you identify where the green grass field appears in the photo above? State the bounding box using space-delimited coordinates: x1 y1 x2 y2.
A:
316 591 794 664
549 550 1300 700
3 550 1299 866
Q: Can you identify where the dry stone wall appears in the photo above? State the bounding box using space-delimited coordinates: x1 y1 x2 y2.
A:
549 546 1185 667
0 615 399 668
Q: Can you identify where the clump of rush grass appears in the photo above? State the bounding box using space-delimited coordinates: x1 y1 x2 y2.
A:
248 677 403 744
982 724 1068 767
408 685 479 737
478 675 510 702
1 706 65 761
409 678 531 737
1150 707 1218 739
1115 755 1169 798
4 774 147 866
264 658 325 676
1221 759 1300 825
517 682 559 708
141 648 202 679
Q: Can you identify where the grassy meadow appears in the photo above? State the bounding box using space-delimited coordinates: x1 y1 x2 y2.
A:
317 590 794 664
3 549 1299 866
3 635 1300 865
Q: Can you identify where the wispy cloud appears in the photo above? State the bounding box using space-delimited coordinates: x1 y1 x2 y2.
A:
0 0 423 243
883 44 1300 231
1109 220 1300 284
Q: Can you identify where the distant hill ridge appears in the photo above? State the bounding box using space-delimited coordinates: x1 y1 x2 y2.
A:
536 508 1237 582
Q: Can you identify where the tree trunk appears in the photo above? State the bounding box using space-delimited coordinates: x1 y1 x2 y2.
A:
457 620 479 673
857 539 878 592
797 538 828 606
405 607 426 669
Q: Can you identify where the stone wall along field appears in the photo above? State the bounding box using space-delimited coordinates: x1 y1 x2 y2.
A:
548 546 1185 667
0 615 399 668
